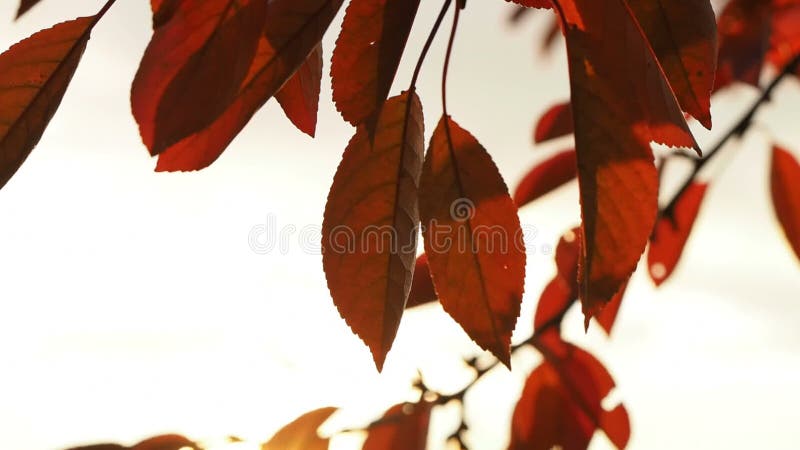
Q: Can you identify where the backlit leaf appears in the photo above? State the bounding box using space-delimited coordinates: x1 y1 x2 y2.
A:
513 149 577 207
331 0 421 127
262 407 337 450
276 44 323 137
508 0 553 8
533 102 572 144
131 435 197 450
406 254 438 308
0 3 112 190
553 0 697 323
715 0 772 91
322 92 424 370
648 182 709 285
419 116 525 367
155 0 344 171
770 146 800 263
363 402 432 450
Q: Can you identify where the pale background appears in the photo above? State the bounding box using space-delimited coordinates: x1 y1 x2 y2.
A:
0 1 799 449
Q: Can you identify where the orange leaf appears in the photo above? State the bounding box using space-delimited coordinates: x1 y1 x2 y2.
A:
625 0 717 128
770 146 800 263
16 0 43 18
322 92 424 370
510 338 630 450
595 283 626 336
419 116 525 367
276 44 323 137
533 102 572 144
331 0 421 127
363 402 432 450
715 0 772 91
553 0 697 324
154 0 344 171
513 149 577 207
406 254 438 308
131 435 197 450
262 407 337 450
132 0 268 156
0 3 112 190
648 182 709 285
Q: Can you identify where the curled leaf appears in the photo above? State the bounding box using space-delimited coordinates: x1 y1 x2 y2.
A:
770 146 800 263
263 407 337 450
513 149 577 207
533 102 573 144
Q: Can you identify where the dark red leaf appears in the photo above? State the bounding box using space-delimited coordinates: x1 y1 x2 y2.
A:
715 0 772 91
648 183 709 285
363 402 432 450
276 44 323 137
553 0 697 324
331 0 421 127
406 254 438 308
625 0 717 128
768 2 800 70
262 407 337 450
770 146 800 263
513 149 577 207
533 102 572 144
0 4 112 190
154 0 344 171
508 0 553 8
16 0 43 18
322 92 424 370
419 116 526 367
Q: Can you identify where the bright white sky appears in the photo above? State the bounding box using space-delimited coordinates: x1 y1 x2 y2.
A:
0 1 799 449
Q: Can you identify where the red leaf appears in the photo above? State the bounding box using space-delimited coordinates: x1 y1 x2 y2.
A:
715 0 772 91
131 435 197 450
508 0 553 8
419 116 525 367
322 92 424 370
768 2 800 71
132 0 268 156
363 402 432 450
533 102 573 144
16 0 43 18
65 446 126 450
513 149 577 207
625 0 717 128
154 0 344 172
262 407 336 450
510 339 630 450
648 182 709 285
595 281 626 335
0 4 112 190
553 0 697 324
276 44 323 137
770 146 800 263
331 0 421 127
406 254 438 308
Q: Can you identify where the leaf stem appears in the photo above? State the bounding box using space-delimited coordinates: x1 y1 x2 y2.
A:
441 0 461 117
408 0 453 91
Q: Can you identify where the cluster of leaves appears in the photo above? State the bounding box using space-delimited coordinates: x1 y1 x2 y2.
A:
2 0 800 448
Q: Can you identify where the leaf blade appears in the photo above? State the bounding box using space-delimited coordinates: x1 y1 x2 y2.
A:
771 146 800 263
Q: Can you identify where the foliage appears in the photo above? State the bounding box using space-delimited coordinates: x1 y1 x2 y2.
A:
1 0 799 448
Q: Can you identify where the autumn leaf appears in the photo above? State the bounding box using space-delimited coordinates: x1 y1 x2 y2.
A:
508 0 553 9
406 254 438 308
648 183 709 285
132 0 268 156
363 402 432 450
131 435 197 450
533 101 572 144
0 2 113 190
276 44 323 137
513 149 577 207
16 0 43 18
331 0 421 127
552 0 697 323
262 407 336 450
715 0 772 91
626 0 717 128
65 446 126 450
419 116 525 367
322 92 424 370
770 146 800 263
510 336 630 450
154 0 344 171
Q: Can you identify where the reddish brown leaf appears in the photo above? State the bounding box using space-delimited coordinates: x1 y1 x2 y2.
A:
625 0 717 128
508 0 553 8
533 102 573 144
715 0 772 91
770 146 800 263
510 338 630 450
553 0 697 323
363 402 432 450
331 0 421 127
262 407 337 450
648 183 709 285
0 4 112 190
131 435 197 450
16 0 43 18
768 2 800 70
419 116 525 367
513 149 577 207
276 44 323 137
132 0 268 156
595 282 626 335
155 0 344 171
406 254 438 308
322 92 424 370
533 277 574 332
65 446 126 450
